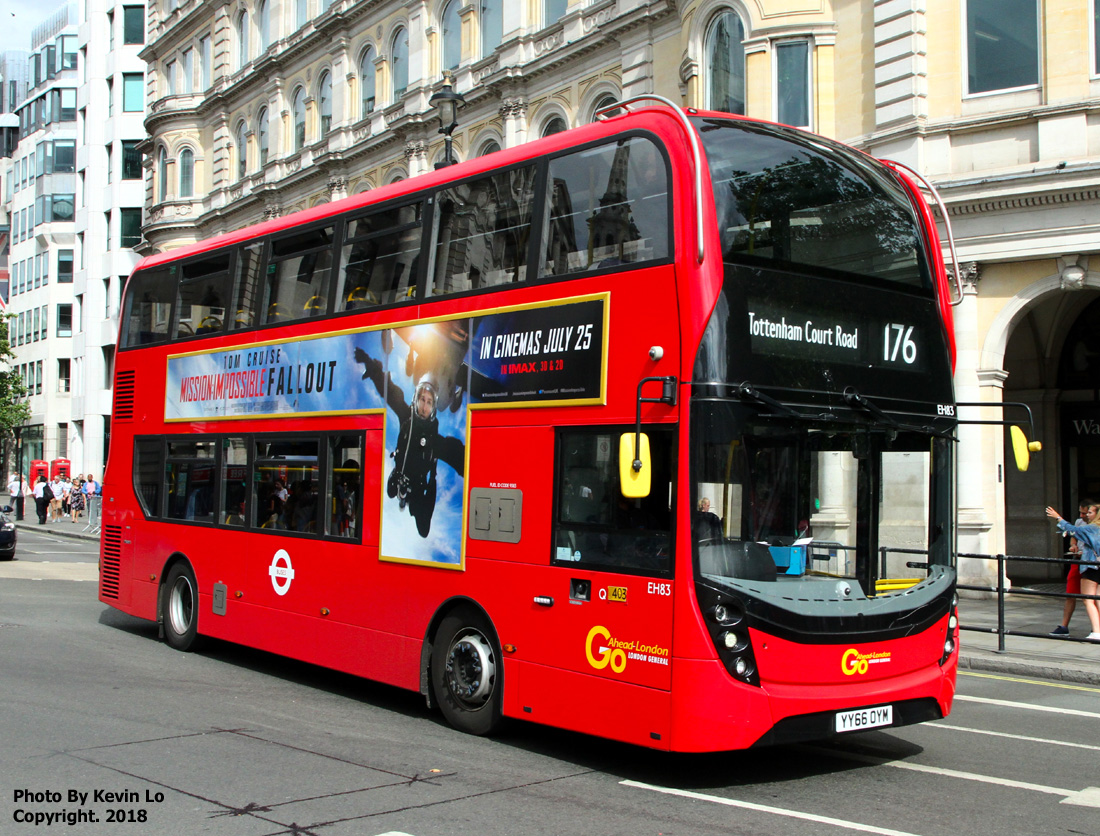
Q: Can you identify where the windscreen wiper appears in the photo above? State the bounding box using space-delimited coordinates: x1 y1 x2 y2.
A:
841 386 955 440
842 387 898 428
735 382 797 417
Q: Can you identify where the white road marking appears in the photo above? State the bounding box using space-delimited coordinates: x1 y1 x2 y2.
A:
622 780 927 836
802 745 1100 808
956 694 1100 719
931 722 1100 752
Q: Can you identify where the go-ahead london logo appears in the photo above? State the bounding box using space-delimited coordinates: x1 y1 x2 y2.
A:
841 648 891 676
584 625 670 673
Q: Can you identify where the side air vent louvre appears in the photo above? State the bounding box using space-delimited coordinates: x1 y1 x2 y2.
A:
100 525 122 599
114 371 136 421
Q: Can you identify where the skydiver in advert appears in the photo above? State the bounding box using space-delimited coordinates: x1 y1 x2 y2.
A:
355 344 465 537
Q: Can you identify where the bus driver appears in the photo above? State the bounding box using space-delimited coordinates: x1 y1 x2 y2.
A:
354 346 465 537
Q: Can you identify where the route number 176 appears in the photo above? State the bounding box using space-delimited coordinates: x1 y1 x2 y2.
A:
883 324 917 365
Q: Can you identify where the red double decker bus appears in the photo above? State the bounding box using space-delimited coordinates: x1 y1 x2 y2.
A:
100 99 960 751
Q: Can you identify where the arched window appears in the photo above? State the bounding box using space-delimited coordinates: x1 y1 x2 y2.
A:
481 0 503 56
705 10 746 114
258 0 271 52
591 92 619 120
179 148 194 197
157 146 168 201
293 87 306 149
442 0 461 71
541 116 567 137
257 107 269 166
544 0 567 26
237 10 250 68
296 0 308 29
359 47 376 115
477 139 501 157
391 27 408 101
236 122 248 179
318 71 332 137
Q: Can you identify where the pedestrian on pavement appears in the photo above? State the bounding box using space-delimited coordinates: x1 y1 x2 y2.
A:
69 477 85 523
1046 504 1100 641
60 475 72 516
6 472 27 521
32 476 49 524
83 475 101 524
1051 501 1095 636
49 475 64 522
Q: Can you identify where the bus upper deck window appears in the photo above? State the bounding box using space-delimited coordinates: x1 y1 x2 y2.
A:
539 136 669 279
232 243 264 329
431 166 536 296
177 252 232 338
122 266 176 347
263 226 335 324
339 203 423 309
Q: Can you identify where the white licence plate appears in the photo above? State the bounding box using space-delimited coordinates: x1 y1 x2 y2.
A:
835 705 893 733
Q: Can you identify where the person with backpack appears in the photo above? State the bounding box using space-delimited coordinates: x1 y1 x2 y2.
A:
33 476 50 524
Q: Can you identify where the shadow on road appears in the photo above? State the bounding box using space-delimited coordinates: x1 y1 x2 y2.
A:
96 600 926 793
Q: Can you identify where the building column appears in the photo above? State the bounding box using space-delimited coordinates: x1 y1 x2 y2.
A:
810 451 855 576
873 0 928 128
404 139 429 177
499 97 528 149
954 264 1000 590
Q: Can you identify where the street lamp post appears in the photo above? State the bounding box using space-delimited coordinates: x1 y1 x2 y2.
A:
14 428 23 520
429 72 466 169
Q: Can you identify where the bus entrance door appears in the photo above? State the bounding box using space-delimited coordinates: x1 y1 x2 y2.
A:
515 428 676 746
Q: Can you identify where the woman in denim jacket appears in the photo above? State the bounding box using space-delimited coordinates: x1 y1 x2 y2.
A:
1047 505 1100 641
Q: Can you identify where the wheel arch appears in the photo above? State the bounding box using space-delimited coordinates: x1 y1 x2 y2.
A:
419 595 498 708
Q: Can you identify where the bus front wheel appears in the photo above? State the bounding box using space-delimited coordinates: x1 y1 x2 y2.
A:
162 563 201 652
431 610 503 736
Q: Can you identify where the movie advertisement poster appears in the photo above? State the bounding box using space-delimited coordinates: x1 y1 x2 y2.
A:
164 295 607 567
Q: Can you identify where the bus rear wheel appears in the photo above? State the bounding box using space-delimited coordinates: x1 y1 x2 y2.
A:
162 563 201 651
431 610 503 736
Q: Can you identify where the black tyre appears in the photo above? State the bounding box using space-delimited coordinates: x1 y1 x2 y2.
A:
431 609 503 736
162 562 201 651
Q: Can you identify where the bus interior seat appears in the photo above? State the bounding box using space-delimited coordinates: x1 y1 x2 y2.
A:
699 540 777 583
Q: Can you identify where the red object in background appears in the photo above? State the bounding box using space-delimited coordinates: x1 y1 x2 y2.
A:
51 458 71 479
30 460 48 482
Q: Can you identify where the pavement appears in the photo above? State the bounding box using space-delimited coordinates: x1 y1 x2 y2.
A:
10 514 1100 686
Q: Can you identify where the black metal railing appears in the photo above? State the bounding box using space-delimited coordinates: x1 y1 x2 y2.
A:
956 551 1100 652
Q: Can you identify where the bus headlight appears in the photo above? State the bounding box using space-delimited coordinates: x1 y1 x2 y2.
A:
711 600 743 626
940 594 959 667
697 584 760 687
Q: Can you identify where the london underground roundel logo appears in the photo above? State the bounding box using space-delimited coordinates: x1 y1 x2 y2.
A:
269 549 295 596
